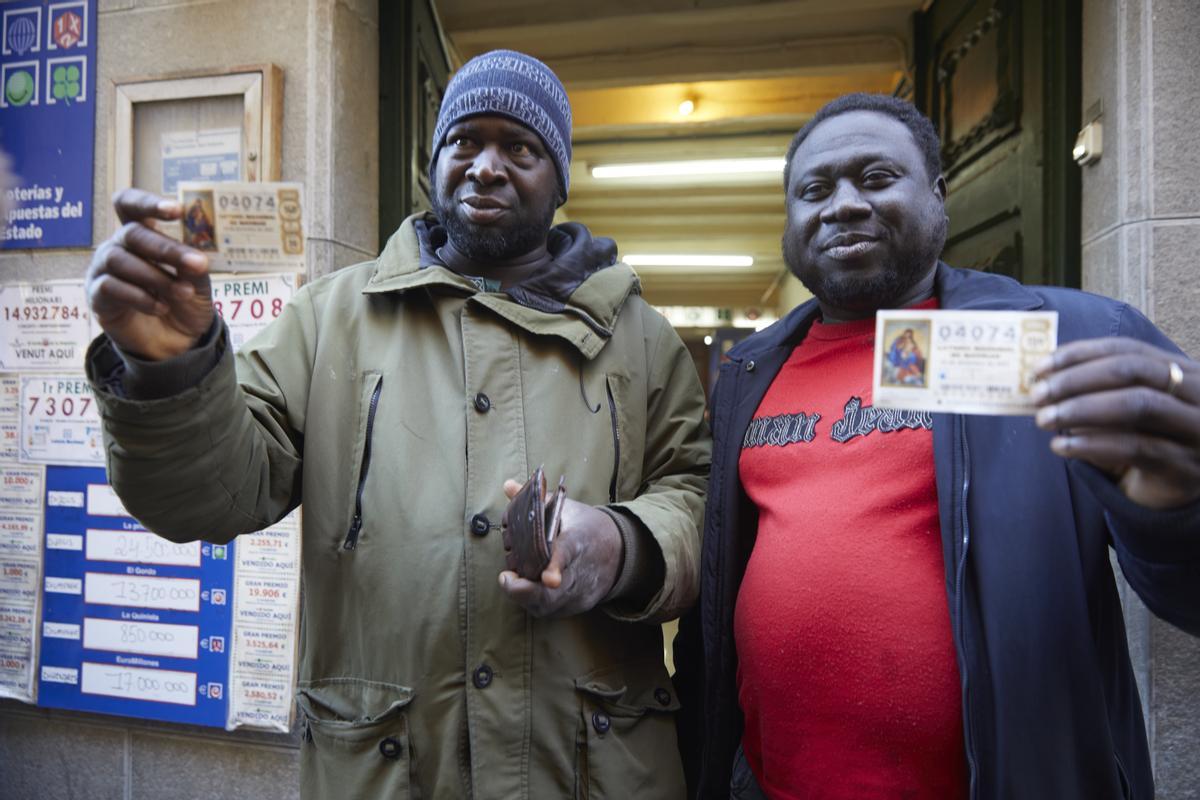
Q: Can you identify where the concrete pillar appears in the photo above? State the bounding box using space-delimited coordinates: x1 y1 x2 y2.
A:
1080 1 1200 796
305 0 380 278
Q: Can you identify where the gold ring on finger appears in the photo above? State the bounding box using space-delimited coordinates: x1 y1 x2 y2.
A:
1165 360 1184 398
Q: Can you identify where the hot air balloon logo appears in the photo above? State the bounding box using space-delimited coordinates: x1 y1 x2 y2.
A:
3 9 40 56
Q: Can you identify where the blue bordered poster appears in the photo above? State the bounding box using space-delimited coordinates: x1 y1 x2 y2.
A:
36 466 236 726
1 1 98 249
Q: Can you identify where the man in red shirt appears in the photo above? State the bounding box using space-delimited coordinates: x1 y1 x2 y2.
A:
675 94 1200 800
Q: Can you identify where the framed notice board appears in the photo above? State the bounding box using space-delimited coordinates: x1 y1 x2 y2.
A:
109 65 282 223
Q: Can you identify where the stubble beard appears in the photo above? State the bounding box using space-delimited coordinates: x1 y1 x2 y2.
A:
432 192 557 261
783 214 948 313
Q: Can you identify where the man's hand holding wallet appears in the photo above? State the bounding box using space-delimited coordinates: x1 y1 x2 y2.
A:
497 467 624 618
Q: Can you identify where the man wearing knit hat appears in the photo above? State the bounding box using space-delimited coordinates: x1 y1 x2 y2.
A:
84 50 707 798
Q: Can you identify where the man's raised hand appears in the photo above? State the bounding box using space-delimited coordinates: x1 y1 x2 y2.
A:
86 188 215 361
1034 338 1200 510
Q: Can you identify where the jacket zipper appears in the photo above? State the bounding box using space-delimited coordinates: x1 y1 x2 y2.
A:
954 416 979 798
343 376 382 550
605 378 620 503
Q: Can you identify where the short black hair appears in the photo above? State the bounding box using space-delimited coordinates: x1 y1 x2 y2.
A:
784 93 943 190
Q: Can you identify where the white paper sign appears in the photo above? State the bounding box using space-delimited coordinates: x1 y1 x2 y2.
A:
0 376 17 462
0 281 96 372
80 662 197 706
0 375 18 461
161 128 242 195
227 509 301 732
0 375 18 417
210 273 300 351
0 464 44 513
0 560 40 603
18 375 103 465
85 529 201 568
0 533 43 702
83 617 200 660
83 573 201 613
0 513 40 558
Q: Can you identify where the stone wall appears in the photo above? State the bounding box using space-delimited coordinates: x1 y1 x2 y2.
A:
1080 1 1200 797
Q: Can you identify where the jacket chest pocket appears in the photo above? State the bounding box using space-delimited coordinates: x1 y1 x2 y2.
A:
573 663 684 799
296 679 415 799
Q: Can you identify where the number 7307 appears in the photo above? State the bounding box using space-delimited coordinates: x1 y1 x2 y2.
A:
26 396 92 417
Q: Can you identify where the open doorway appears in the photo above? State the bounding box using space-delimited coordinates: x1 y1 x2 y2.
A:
389 1 1082 355
428 0 930 398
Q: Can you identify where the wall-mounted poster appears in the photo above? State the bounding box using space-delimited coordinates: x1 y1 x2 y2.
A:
18 374 102 466
161 127 241 195
0 462 42 702
37 467 236 726
1 0 98 249
0 280 96 372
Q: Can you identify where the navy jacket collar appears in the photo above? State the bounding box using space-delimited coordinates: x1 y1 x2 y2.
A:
728 263 1045 363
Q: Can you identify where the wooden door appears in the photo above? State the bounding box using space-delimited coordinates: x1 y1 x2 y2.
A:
379 0 452 248
912 0 1081 287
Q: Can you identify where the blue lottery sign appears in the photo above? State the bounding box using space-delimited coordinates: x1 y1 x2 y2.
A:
1 1 98 249
37 466 236 727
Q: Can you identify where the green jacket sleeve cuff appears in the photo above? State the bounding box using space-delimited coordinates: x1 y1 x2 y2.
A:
94 315 225 401
599 506 666 614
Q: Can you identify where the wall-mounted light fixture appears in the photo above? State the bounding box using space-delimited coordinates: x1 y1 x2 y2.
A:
1073 100 1103 166
1073 122 1102 166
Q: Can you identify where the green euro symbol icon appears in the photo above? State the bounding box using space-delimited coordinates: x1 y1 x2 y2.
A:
5 70 34 107
52 65 81 104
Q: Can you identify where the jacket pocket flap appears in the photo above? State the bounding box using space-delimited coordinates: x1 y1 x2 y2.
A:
574 662 680 715
296 678 415 731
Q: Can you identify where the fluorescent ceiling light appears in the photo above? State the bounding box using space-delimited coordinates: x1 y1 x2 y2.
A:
591 158 785 179
625 254 754 268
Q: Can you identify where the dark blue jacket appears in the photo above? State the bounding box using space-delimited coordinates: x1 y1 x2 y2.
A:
674 264 1200 800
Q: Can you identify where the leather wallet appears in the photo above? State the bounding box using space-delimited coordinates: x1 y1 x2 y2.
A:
501 466 566 581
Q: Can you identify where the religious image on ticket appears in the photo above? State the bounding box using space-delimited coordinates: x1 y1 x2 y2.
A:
879 318 931 389
180 189 218 252
873 309 1058 416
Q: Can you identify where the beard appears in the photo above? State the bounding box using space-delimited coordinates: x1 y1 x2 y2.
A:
784 213 947 313
431 191 557 261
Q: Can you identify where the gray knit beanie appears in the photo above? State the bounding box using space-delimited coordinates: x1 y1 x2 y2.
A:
429 49 572 202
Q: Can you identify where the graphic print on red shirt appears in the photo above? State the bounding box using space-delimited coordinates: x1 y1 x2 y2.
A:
734 303 967 800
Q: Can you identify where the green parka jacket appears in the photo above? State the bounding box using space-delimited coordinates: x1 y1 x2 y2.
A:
86 215 710 799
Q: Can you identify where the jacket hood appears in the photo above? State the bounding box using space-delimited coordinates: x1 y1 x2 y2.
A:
727 262 1045 362
365 214 641 358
